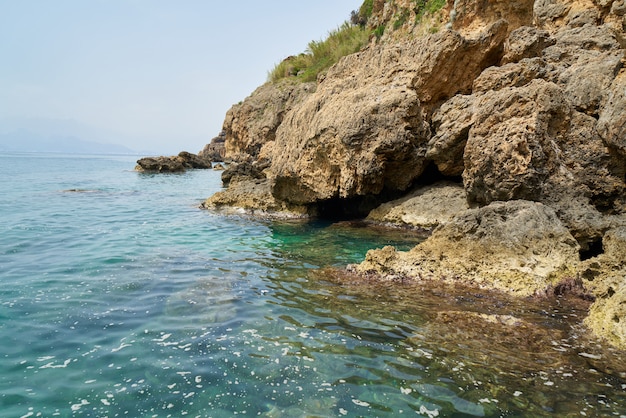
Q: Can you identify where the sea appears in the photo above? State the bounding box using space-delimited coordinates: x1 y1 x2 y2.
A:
1 152 625 417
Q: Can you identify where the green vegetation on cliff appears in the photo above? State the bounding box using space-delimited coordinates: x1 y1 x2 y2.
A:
269 0 447 83
268 22 369 83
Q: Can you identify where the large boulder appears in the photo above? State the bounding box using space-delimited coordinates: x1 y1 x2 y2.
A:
467 80 623 234
267 21 507 206
544 24 623 116
354 200 581 296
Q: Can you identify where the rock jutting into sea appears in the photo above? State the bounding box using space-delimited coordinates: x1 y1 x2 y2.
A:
199 0 626 349
135 151 213 173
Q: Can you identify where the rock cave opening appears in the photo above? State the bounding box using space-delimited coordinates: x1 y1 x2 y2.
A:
579 236 604 261
415 161 463 186
316 194 389 221
315 162 464 222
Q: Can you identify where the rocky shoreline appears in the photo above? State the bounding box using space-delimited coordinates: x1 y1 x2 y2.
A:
160 0 626 349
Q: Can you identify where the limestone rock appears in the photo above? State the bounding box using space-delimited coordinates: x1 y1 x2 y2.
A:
199 131 226 162
598 71 626 156
450 0 534 36
534 0 572 29
463 80 567 204
472 57 558 92
366 182 469 230
582 227 626 348
177 151 213 169
426 94 476 177
501 26 555 64
201 178 310 219
136 156 186 173
354 200 581 296
462 79 624 221
267 22 507 206
410 20 509 106
220 160 270 187
222 80 315 161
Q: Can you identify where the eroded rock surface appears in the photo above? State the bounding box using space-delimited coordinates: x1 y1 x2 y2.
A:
354 200 580 296
365 182 468 229
581 227 626 348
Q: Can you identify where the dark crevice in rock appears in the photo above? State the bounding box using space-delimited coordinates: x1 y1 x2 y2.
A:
591 192 623 214
315 162 465 222
579 236 604 261
415 161 463 186
316 193 396 221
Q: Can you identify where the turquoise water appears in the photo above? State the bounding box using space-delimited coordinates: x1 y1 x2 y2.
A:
1 153 625 417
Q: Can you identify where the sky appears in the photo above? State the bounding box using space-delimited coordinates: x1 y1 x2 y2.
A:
0 1 363 154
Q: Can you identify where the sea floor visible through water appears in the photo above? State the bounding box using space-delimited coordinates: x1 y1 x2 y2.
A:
1 152 625 417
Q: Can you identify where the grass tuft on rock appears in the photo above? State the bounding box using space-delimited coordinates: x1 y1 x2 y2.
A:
268 22 369 83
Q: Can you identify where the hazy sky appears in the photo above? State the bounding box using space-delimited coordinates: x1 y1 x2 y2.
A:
0 1 363 154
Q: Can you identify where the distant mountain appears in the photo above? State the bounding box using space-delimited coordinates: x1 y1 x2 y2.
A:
0 130 139 155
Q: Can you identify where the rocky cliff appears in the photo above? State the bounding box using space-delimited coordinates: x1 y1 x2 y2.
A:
202 0 626 348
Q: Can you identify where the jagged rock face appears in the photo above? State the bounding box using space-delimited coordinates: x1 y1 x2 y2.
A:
267 21 507 205
222 80 315 162
198 131 226 162
429 15 626 244
599 71 626 157
450 0 535 35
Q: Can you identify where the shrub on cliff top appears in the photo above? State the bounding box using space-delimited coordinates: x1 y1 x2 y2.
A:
268 22 369 83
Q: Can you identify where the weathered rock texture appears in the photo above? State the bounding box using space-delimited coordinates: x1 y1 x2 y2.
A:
199 131 226 162
365 182 468 229
136 151 212 173
354 200 581 296
222 80 315 162
201 0 626 348
581 227 626 348
201 178 310 219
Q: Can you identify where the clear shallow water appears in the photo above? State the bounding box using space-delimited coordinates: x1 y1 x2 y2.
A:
1 153 625 417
